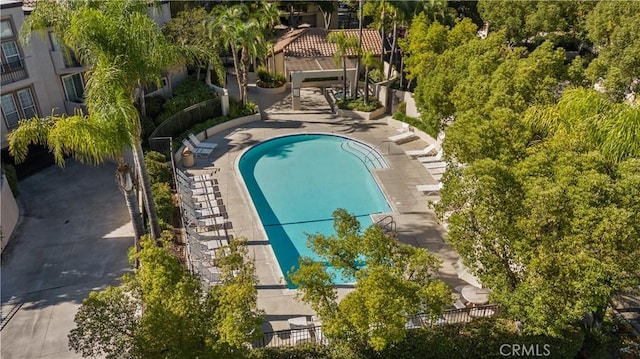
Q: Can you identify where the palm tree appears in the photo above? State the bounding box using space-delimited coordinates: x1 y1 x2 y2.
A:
361 50 380 106
21 0 183 241
327 30 359 101
211 4 265 106
8 107 145 254
255 1 283 76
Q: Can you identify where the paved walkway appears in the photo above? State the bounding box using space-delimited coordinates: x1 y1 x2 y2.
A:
1 161 133 359
186 84 465 332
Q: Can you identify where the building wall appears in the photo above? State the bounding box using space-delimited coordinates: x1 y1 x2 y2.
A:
1 174 19 252
1 1 176 150
1 2 85 149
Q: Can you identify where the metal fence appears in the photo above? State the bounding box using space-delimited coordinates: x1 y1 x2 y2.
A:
148 98 222 152
253 305 500 349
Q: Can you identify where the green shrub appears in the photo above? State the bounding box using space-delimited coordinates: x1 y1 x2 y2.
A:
145 151 172 185
337 97 382 112
230 99 259 118
257 66 271 83
256 65 286 88
249 344 332 359
393 111 439 139
145 95 166 120
151 182 173 225
1 163 18 197
155 78 217 125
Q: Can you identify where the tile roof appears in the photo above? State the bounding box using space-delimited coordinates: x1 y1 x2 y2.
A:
274 27 382 58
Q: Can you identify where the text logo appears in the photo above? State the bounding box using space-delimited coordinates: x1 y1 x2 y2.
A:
499 344 551 357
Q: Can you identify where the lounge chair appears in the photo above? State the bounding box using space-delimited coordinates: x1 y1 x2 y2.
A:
189 133 218 150
176 175 214 190
405 142 438 158
418 148 444 163
388 131 418 144
388 123 418 144
184 210 228 229
182 139 213 158
428 166 447 175
416 183 443 194
183 203 222 218
177 182 218 196
176 168 217 183
422 161 447 169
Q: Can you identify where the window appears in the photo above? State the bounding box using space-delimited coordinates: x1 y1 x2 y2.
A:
62 73 85 102
1 88 37 129
1 41 22 70
1 94 18 128
1 20 14 40
48 31 59 51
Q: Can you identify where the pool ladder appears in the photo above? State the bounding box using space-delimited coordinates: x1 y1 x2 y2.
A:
376 215 397 237
340 141 387 170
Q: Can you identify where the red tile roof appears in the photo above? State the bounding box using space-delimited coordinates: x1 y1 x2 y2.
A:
274 27 382 58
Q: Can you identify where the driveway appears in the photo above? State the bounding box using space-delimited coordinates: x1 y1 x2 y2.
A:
1 160 133 359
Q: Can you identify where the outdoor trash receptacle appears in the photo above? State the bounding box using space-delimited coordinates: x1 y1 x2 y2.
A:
182 147 195 168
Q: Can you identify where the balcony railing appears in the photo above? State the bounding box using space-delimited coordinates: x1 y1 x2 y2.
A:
1 59 28 85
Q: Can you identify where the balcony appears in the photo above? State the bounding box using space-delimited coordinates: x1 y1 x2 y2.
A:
1 59 28 85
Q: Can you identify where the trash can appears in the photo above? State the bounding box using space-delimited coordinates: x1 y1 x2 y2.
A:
182 147 194 168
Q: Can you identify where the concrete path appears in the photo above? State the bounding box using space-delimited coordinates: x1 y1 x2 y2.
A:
1 160 133 359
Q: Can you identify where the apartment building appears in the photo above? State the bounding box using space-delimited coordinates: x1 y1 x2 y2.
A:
0 0 181 176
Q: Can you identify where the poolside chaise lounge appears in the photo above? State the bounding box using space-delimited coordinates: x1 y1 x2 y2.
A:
388 130 418 144
427 166 447 175
418 148 444 163
405 142 438 158
422 161 447 169
388 123 418 144
176 168 218 183
416 183 443 194
182 139 214 158
189 133 218 150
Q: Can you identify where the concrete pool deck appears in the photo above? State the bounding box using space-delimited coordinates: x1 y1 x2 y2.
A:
184 87 467 332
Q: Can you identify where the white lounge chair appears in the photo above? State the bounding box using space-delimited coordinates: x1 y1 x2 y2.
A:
427 166 447 175
177 182 218 196
405 142 438 158
184 210 228 229
422 161 447 169
182 139 213 158
416 183 443 194
388 131 418 144
176 168 217 183
388 123 418 144
189 133 218 150
418 148 444 163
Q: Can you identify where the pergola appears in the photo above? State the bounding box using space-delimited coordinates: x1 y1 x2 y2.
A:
269 28 382 110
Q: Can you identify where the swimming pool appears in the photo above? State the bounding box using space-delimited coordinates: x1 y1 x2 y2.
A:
238 134 391 287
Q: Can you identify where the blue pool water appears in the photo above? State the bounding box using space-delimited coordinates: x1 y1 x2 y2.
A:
238 134 391 287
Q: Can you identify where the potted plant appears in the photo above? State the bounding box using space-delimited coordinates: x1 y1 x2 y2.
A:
256 66 287 94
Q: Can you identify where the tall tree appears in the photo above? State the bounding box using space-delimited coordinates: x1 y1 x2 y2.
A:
361 50 380 105
163 7 225 83
585 0 640 101
211 4 265 105
21 0 183 241
290 209 452 352
327 30 359 100
436 89 640 336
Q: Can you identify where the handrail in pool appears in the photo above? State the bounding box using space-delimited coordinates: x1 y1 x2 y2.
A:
340 141 387 170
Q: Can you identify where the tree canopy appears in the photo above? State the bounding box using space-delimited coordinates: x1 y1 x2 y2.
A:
68 236 263 358
436 89 640 336
290 209 452 352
